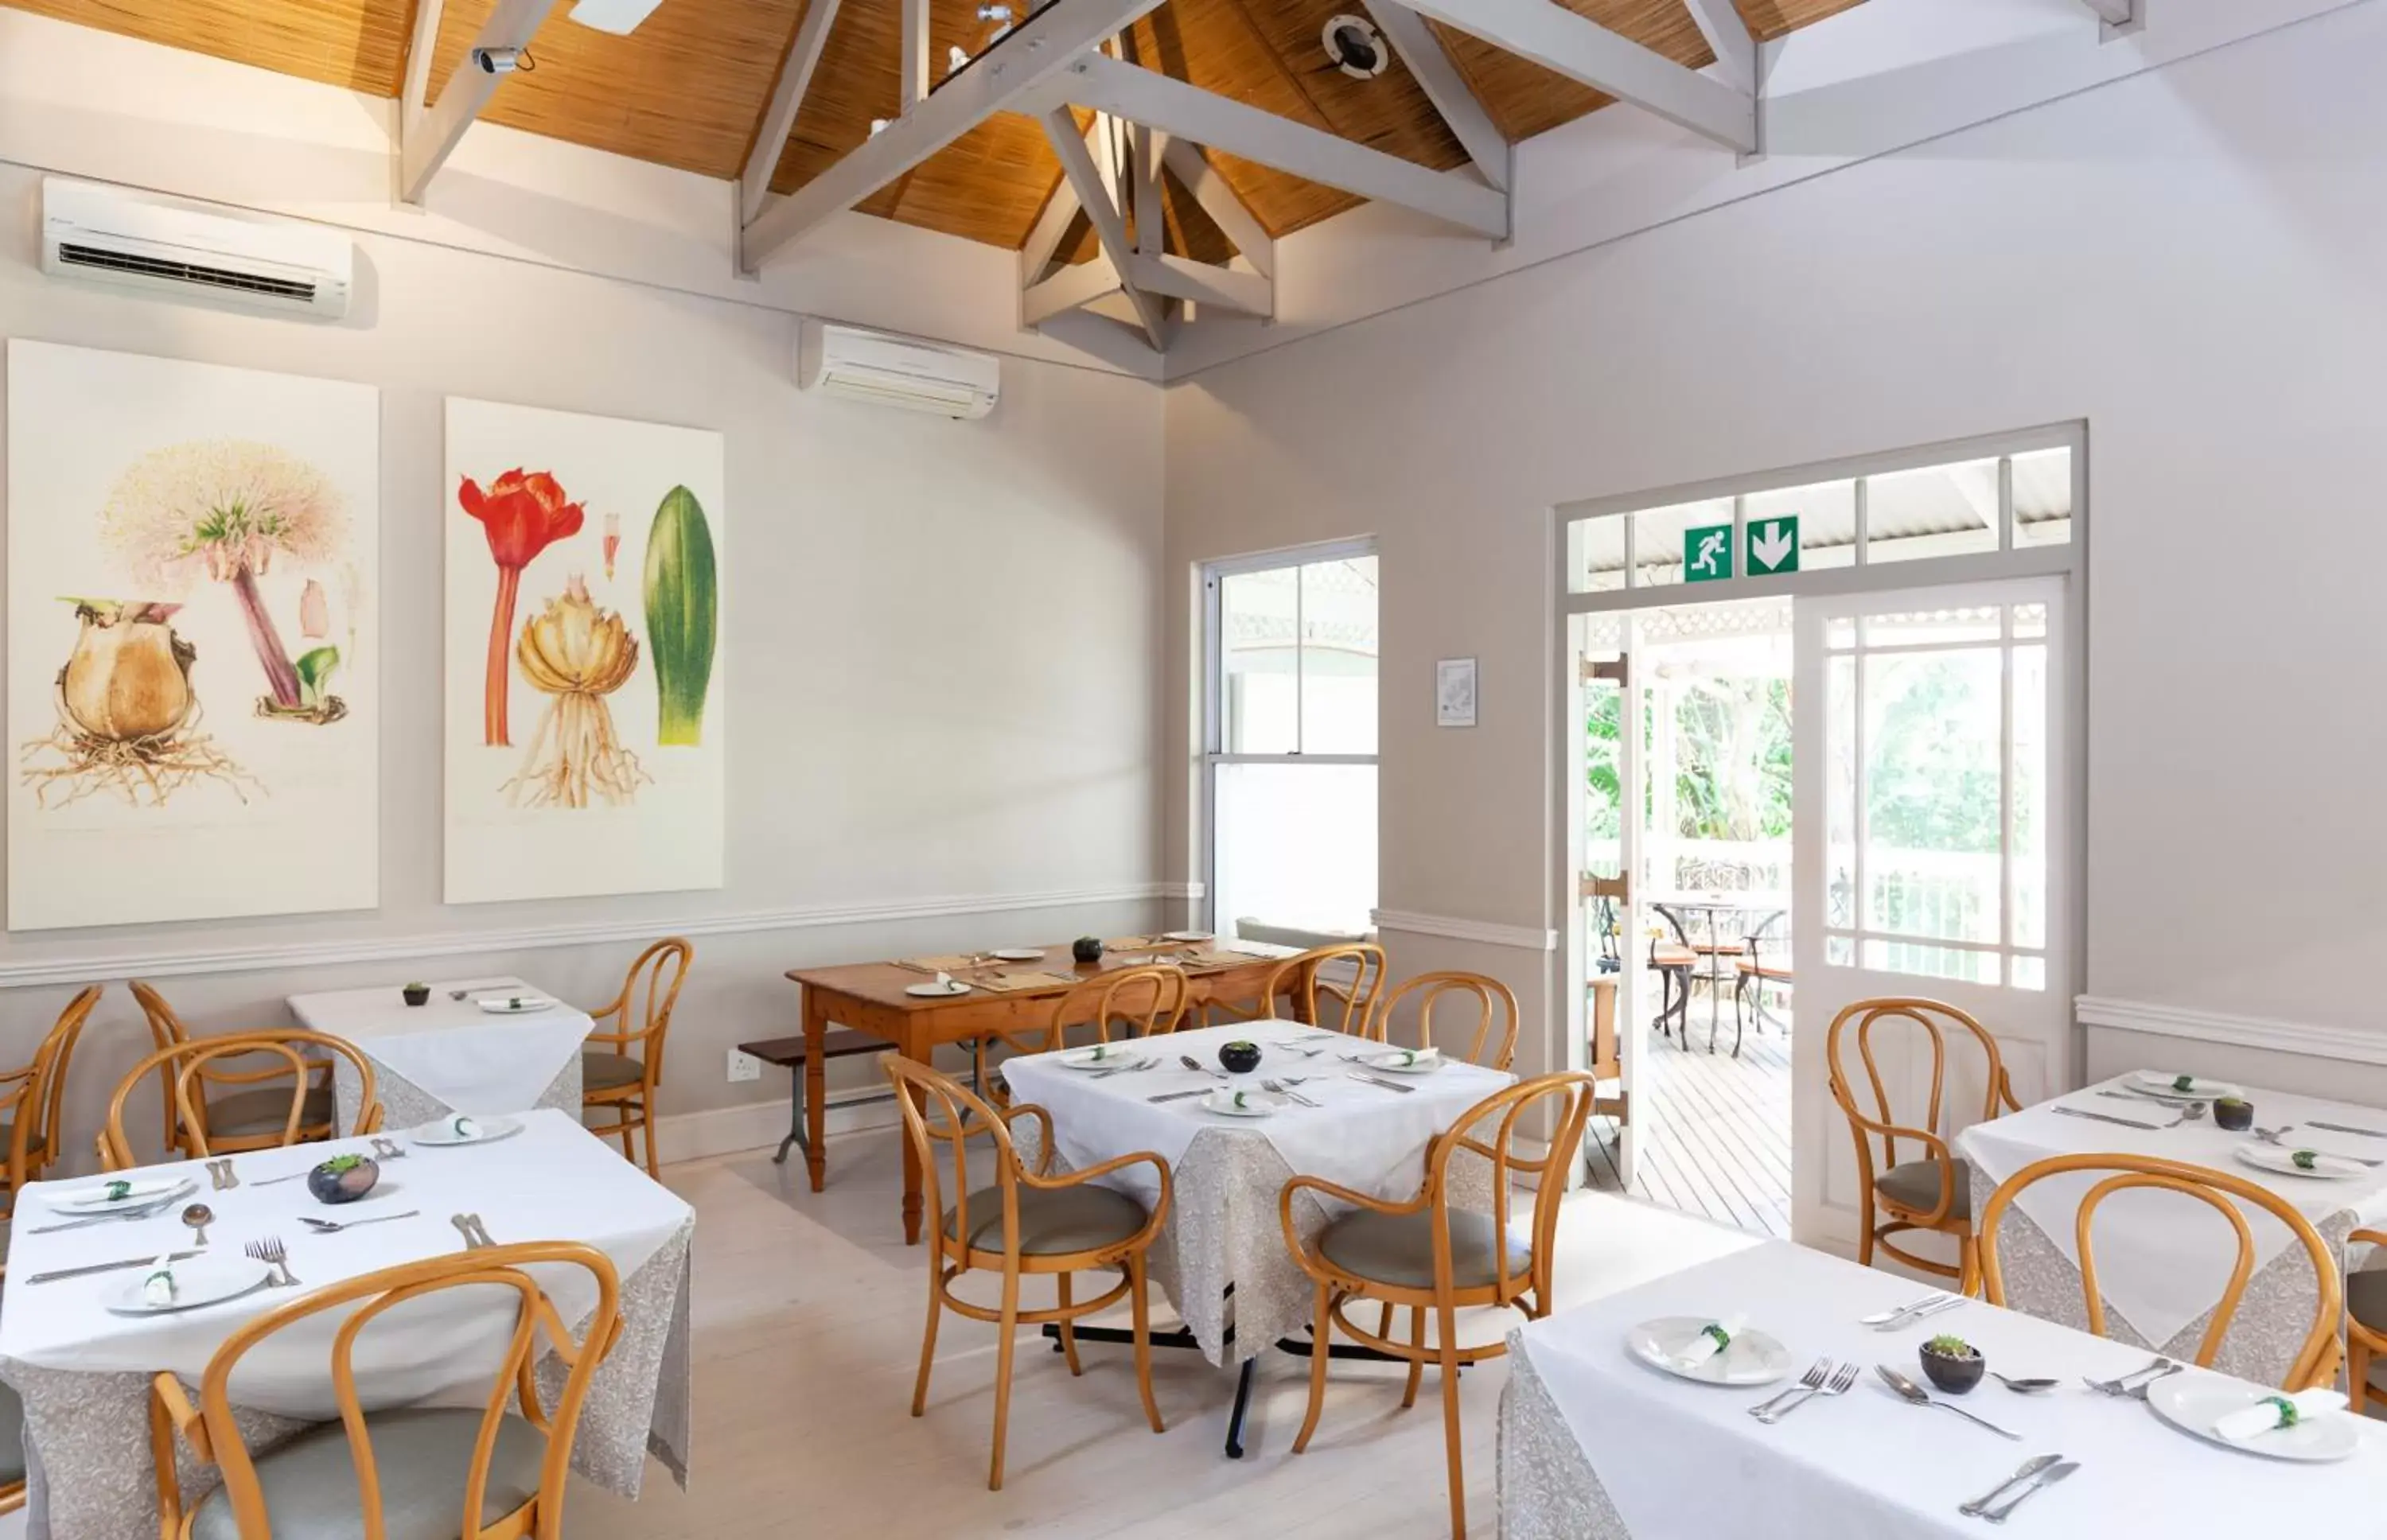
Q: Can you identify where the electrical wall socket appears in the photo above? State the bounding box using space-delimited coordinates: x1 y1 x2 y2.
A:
726 1049 762 1083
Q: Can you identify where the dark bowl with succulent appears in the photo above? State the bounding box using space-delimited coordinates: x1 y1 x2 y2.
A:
1218 1040 1263 1075
309 1153 380 1204
402 982 430 1007
1072 936 1105 964
2214 1096 2253 1131
1919 1333 1984 1394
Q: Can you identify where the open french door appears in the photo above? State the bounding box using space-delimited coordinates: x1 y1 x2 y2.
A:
1788 577 2075 1250
1571 622 1641 1187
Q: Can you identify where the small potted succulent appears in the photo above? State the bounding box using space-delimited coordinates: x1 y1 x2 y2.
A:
402 982 431 1007
2214 1095 2253 1132
1071 936 1105 964
1218 1040 1262 1075
1920 1332 1985 1395
309 1153 380 1204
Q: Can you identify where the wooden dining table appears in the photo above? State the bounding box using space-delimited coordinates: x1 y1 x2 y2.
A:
785 939 1302 1243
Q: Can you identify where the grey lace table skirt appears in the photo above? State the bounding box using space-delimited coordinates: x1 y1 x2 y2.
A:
334 1052 584 1137
2 1216 692 1540
1969 1166 2354 1387
1497 1336 1631 1540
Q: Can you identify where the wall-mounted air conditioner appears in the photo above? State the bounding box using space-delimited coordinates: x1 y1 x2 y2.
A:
808 324 999 420
40 177 354 321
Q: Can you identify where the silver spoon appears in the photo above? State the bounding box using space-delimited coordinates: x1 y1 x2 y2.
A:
1178 1055 1227 1080
1989 1373 2058 1394
181 1202 214 1248
1875 1364 2021 1438
298 1208 421 1235
1263 1079 1320 1107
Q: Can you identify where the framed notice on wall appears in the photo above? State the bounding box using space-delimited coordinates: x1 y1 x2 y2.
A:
1436 658 1477 728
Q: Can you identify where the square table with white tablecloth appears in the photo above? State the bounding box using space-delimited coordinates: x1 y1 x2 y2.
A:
1957 1073 2387 1386
1498 1238 2387 1540
289 977 595 1132
0 1109 691 1540
1000 1021 1513 1366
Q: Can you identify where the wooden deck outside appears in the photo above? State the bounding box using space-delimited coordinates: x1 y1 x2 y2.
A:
1587 1005 1793 1239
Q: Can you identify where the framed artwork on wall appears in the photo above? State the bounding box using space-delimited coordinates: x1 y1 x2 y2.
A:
445 397 725 904
5 340 380 931
1436 657 1478 728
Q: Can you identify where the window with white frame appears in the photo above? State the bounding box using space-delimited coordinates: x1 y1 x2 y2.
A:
1203 543 1378 943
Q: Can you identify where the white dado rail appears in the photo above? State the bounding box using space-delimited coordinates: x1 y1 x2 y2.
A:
1372 909 1559 951
0 881 1194 990
2075 995 2387 1069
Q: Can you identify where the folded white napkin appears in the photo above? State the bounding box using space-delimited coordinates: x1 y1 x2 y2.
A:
142 1252 179 1308
2150 1072 2228 1095
1375 1047 1443 1069
450 1114 481 1139
64 1176 180 1206
933 971 953 990
1674 1314 1746 1368
2214 1388 2346 1441
1079 1043 1124 1062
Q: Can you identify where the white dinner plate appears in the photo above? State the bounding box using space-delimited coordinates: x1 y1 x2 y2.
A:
1355 1048 1443 1075
103 1256 275 1316
2128 1071 2241 1102
477 995 554 1015
991 948 1046 962
1205 1088 1289 1118
1626 1317 1792 1387
905 981 971 998
2233 1144 2366 1181
2146 1374 2362 1462
1162 931 1214 943
408 1114 524 1147
1058 1045 1140 1071
47 1175 194 1215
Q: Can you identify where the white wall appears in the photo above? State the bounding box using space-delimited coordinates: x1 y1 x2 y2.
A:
1162 0 2387 1206
0 137 1166 1157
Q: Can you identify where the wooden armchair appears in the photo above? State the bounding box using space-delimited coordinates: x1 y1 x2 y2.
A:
2347 1230 2387 1411
975 964 1190 1106
1372 970 1519 1071
150 1241 621 1540
0 986 101 1219
582 939 692 1178
103 1032 384 1170
1211 941 1386 1033
887 1058 1170 1491
130 982 339 1157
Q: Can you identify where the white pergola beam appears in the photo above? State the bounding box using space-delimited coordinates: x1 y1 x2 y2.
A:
1676 0 1756 95
1039 105 1170 350
1392 0 1754 153
1160 138 1271 278
1128 252 1270 317
1131 123 1163 255
1363 0 1509 191
399 0 563 204
2077 0 2135 22
901 0 931 109
739 0 843 226
742 0 1170 269
1038 52 1506 239
399 0 446 147
1023 253 1123 325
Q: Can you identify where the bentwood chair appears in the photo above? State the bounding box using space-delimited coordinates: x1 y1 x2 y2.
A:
149 1241 621 1540
1372 970 1520 1071
976 963 1191 1107
130 982 340 1157
582 939 693 1178
1731 910 1793 1053
0 1381 23 1518
2346 1231 2387 1411
886 1059 1170 1491
1828 998 2020 1295
1221 941 1386 1034
1281 1072 1599 1540
1980 1153 2345 1391
0 986 102 1219
102 1032 384 1170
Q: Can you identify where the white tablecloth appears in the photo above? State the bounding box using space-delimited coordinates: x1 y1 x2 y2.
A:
290 976 594 1127
1002 1021 1513 1363
1958 1074 2387 1367
1499 1239 2387 1540
0 1109 691 1540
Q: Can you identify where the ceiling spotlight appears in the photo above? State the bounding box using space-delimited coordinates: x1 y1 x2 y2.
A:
1321 14 1388 79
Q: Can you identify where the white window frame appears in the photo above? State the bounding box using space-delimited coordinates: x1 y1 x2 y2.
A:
1200 537 1380 933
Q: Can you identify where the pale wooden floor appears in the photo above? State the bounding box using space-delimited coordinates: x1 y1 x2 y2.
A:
563 1126 1758 1539
1586 988 1793 1239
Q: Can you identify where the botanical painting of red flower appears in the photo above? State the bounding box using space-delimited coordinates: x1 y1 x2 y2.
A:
459 469 583 745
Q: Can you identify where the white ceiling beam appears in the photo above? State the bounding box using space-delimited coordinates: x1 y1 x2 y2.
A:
1676 0 1756 96
900 0 931 110
1037 52 1507 239
742 0 1170 270
1160 138 1271 278
399 0 446 149
1128 252 1270 317
399 0 563 204
1131 123 1163 255
2077 0 2136 23
1024 252 1124 325
1362 0 1509 192
1039 105 1170 350
738 0 843 226
1391 0 1754 153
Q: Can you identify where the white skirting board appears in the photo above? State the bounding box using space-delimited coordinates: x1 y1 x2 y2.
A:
652 1088 902 1166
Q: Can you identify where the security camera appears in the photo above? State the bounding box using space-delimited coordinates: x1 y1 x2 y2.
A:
471 46 524 75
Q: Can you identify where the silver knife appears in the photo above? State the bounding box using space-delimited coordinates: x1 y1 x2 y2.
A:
1959 1454 2060 1517
2051 1105 2162 1131
1983 1459 2077 1524
2310 1119 2387 1140
28 1249 204 1285
1351 1073 1417 1095
1147 1088 1213 1103
25 1196 189 1234
448 982 514 1000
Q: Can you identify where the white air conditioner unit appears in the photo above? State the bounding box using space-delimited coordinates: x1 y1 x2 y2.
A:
809 325 999 420
41 178 354 321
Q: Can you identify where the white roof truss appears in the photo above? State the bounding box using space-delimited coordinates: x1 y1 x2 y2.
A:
399 0 563 204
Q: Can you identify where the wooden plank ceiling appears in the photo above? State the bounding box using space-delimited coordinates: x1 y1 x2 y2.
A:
6 0 1863 261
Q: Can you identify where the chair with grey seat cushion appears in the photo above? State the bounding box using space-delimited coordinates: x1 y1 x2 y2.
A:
887 1057 1172 1492
580 939 692 1180
0 986 100 1220
150 1240 620 1540
1280 1071 1601 1540
103 1031 384 1171
1876 1157 1972 1222
129 982 346 1161
2342 1228 2387 1414
0 1379 25 1515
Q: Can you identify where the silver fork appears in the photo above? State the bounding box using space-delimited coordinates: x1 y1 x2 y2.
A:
1264 1079 1321 1108
1747 1359 1828 1420
2082 1356 2176 1397
1754 1361 1856 1423
1090 1059 1157 1080
244 1237 299 1288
